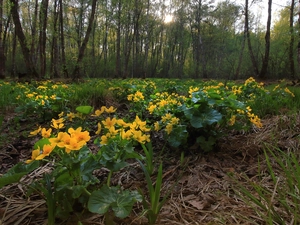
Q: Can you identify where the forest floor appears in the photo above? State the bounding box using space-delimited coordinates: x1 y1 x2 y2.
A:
0 108 300 224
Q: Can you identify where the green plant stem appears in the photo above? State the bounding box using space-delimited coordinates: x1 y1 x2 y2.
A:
107 170 113 187
83 187 91 196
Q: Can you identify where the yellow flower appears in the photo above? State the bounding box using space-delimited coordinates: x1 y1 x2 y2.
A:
117 119 128 127
93 107 105 116
108 126 119 136
165 124 173 135
26 93 34 98
133 91 144 102
249 115 263 128
132 130 147 144
41 100 45 105
67 127 90 143
67 112 76 121
170 117 179 125
102 117 117 129
51 118 65 129
134 116 147 128
41 128 52 138
161 113 172 123
237 109 244 114
127 94 134 101
284 87 295 97
105 106 117 113
121 129 132 140
26 148 41 164
51 121 65 129
154 122 160 131
57 133 71 148
29 126 42 137
68 127 82 135
35 143 56 160
228 115 236 126
64 138 86 153
96 122 102 135
147 104 156 114
58 112 64 118
100 134 110 145
49 132 67 145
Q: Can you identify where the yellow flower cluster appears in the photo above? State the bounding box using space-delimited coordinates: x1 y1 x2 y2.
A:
228 115 236 126
147 92 185 114
127 91 145 102
244 77 264 89
93 106 117 116
188 86 200 98
244 77 256 86
160 113 180 135
246 107 262 128
26 127 90 163
96 114 151 145
231 86 242 95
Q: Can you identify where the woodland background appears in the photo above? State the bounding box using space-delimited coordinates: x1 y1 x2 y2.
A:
0 0 298 80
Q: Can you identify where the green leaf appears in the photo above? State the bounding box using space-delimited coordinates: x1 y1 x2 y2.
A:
0 161 39 188
190 108 222 128
196 136 216 152
76 105 93 115
167 125 188 148
88 185 142 218
34 138 50 150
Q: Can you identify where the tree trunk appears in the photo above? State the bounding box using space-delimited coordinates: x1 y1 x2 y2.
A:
10 0 38 78
72 0 98 79
30 0 38 61
259 0 272 79
0 0 5 79
50 0 59 78
143 0 150 78
289 0 295 79
59 0 68 77
245 0 259 76
39 0 49 78
115 0 122 78
297 0 300 75
234 11 247 80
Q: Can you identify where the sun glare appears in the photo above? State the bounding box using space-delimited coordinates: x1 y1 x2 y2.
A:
164 14 173 23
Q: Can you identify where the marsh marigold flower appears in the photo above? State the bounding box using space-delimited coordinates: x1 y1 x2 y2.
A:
26 148 41 164
64 138 86 153
102 117 117 129
96 122 102 135
105 106 117 113
165 123 173 135
35 143 56 160
154 122 160 131
29 126 42 137
41 128 52 138
228 115 236 126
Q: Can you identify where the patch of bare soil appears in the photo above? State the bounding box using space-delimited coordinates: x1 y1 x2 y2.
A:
1 113 300 224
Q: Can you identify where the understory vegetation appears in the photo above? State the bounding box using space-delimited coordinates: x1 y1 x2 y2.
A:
0 77 300 224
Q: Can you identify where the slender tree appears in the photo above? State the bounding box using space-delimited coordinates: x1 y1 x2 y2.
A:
50 0 59 78
10 0 38 78
245 0 259 76
259 0 272 79
297 0 300 74
72 0 98 79
289 0 295 79
0 0 5 78
39 0 49 78
59 0 68 77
